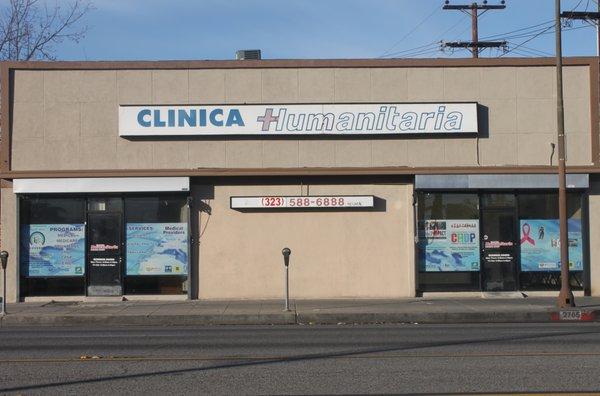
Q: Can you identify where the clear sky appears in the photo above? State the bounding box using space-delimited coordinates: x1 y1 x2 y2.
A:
55 0 599 61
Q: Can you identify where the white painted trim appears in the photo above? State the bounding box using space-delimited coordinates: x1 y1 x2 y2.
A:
13 177 190 194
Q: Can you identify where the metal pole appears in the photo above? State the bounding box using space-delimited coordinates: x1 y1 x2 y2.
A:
597 0 600 167
284 265 290 312
1 267 5 315
471 3 479 58
282 247 291 312
556 0 575 308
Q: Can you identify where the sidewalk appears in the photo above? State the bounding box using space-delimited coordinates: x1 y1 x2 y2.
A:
2 296 600 327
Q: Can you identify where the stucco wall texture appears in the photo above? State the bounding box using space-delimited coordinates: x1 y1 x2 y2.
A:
9 65 593 171
589 177 600 297
0 187 17 302
195 182 415 299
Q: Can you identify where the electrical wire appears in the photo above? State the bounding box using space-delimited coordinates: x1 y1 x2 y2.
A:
511 47 549 57
383 41 441 58
381 12 470 58
498 26 555 57
379 4 440 58
403 49 442 58
480 20 554 40
499 23 593 57
388 23 591 59
381 1 594 59
519 44 554 56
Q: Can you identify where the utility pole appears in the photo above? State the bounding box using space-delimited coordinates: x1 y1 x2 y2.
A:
555 0 575 308
560 8 600 55
561 0 600 167
442 1 507 58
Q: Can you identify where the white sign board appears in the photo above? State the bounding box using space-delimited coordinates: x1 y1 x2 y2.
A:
119 103 478 136
230 196 374 209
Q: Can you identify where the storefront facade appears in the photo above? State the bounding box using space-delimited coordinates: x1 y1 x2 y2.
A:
1 57 599 302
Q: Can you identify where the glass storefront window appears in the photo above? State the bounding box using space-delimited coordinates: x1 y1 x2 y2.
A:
20 197 86 296
417 193 481 291
124 196 189 295
417 191 587 293
20 195 190 298
88 197 123 212
518 193 584 291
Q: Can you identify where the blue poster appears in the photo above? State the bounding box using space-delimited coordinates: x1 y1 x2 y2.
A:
418 220 480 272
20 224 85 277
126 223 188 275
520 219 583 272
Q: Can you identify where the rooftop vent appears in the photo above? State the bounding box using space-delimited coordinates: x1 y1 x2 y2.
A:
236 49 261 60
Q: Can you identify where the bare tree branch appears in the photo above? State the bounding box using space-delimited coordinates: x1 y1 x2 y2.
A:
0 0 93 146
0 0 93 61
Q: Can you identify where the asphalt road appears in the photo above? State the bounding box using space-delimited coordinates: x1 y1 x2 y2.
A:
1 323 600 395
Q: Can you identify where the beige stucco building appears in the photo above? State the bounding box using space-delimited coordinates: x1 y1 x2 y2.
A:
0 57 599 302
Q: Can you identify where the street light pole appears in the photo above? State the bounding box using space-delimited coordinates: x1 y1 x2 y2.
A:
555 0 575 308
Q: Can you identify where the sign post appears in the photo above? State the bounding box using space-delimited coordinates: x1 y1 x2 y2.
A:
1 251 9 315
282 248 291 312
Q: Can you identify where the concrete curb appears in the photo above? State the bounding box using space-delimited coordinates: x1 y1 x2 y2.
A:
296 311 556 324
2 310 599 327
0 313 298 327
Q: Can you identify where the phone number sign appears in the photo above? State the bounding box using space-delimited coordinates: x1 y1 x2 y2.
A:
230 196 374 209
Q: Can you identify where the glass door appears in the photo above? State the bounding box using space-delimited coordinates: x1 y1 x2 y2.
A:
87 212 123 296
481 194 518 291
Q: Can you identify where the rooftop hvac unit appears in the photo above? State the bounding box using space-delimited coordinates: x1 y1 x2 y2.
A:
236 49 261 60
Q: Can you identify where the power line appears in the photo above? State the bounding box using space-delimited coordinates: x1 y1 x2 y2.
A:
380 9 470 58
441 1 508 58
519 44 554 56
383 41 440 58
383 4 497 59
379 4 440 58
480 20 554 40
381 1 594 60
384 22 591 59
499 25 557 57
499 23 593 57
403 49 443 58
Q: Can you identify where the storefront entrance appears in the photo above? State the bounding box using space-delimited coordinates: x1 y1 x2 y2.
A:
19 194 190 299
481 194 518 292
87 212 123 296
417 189 587 293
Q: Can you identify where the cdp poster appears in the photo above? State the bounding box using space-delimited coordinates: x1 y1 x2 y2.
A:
126 223 188 275
20 224 85 277
419 220 480 272
519 219 583 272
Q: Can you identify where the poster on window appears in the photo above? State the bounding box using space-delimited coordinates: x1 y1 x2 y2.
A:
126 223 188 275
519 219 583 272
20 224 85 277
419 220 480 272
